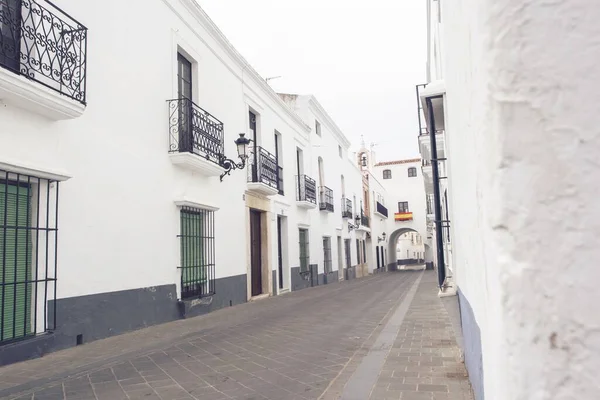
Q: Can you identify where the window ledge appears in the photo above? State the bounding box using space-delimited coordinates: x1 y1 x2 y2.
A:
0 67 85 120
0 160 71 181
169 152 225 177
374 211 388 219
174 198 219 211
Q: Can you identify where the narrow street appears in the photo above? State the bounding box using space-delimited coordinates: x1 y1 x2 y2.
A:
0 271 471 400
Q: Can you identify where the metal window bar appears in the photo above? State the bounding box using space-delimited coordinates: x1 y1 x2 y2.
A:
360 211 370 228
296 175 316 204
0 169 58 345
277 166 284 195
341 197 352 218
299 228 309 273
167 98 224 165
0 0 88 104
319 186 334 212
376 201 388 218
247 146 278 189
322 237 332 274
178 207 215 299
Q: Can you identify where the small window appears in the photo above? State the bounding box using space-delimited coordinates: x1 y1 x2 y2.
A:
299 228 310 272
398 201 409 213
383 169 392 179
408 167 417 177
338 145 342 158
179 207 215 299
315 120 322 136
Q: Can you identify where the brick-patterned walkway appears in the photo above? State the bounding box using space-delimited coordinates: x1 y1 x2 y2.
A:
0 271 472 400
366 272 472 399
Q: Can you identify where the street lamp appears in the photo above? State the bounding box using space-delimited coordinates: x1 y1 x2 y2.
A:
220 133 251 182
378 232 387 243
355 214 361 227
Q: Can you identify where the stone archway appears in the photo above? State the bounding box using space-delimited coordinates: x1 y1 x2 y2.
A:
386 227 425 271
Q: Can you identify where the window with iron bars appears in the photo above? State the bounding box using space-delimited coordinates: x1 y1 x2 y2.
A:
322 237 332 274
299 228 309 273
0 169 59 345
408 167 417 177
178 207 215 299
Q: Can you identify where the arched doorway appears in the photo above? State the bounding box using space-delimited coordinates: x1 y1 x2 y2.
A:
386 228 426 271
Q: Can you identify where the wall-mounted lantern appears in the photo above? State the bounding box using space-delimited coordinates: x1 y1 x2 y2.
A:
378 232 387 243
220 133 251 182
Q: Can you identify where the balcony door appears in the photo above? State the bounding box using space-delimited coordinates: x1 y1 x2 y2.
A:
250 210 262 297
0 0 21 72
177 53 193 152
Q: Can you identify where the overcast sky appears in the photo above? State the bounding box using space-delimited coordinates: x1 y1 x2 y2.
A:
198 0 427 163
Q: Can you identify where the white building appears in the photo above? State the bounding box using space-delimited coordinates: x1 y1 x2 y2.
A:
418 0 600 398
0 0 382 366
372 158 429 270
395 232 425 264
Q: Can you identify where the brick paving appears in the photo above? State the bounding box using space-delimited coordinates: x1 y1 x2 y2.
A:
0 271 472 400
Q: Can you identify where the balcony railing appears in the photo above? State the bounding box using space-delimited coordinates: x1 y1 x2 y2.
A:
296 175 316 204
277 166 284 195
376 201 388 218
168 98 224 165
360 213 370 227
319 186 334 212
342 197 352 218
416 83 427 137
0 0 88 104
248 146 278 189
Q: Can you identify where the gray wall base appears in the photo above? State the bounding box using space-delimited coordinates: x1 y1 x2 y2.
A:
323 271 338 284
0 274 247 367
458 288 484 400
291 266 311 291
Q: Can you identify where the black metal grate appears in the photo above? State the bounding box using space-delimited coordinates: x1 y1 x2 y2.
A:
178 207 215 299
360 212 370 228
277 166 284 195
341 197 352 218
168 98 224 165
248 146 278 189
299 228 309 273
322 237 332 274
319 186 334 212
296 175 316 204
0 169 59 345
0 0 88 104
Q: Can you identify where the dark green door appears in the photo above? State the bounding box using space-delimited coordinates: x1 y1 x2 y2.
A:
0 181 32 342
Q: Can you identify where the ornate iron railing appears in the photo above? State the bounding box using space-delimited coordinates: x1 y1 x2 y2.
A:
376 201 388 218
342 197 352 218
319 186 334 212
360 213 370 227
248 146 278 189
296 175 316 204
168 98 224 165
0 0 88 104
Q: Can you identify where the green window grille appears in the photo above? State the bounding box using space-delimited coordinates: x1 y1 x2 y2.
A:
179 207 215 299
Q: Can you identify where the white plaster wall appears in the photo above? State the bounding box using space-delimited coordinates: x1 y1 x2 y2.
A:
396 233 424 260
0 0 313 299
439 0 600 398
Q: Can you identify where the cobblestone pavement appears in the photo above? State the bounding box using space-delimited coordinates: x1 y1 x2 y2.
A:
0 271 472 400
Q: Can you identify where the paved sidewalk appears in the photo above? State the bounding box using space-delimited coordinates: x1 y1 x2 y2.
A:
321 271 473 400
0 271 472 400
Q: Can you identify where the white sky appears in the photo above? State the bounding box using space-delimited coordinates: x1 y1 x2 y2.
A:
198 0 427 162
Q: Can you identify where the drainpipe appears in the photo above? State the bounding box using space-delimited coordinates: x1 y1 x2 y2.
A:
426 96 446 288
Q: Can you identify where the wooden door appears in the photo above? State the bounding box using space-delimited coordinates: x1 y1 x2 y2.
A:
250 210 262 296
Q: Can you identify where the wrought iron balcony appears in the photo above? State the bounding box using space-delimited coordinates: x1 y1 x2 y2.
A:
342 197 352 218
168 98 224 165
360 213 370 227
248 146 278 190
319 186 334 212
376 201 388 218
296 175 316 205
0 0 88 104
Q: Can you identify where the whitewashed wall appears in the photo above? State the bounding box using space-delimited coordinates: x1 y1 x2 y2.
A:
434 0 600 398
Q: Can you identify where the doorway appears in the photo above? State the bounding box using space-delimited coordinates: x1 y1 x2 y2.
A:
277 216 283 290
337 237 343 280
250 210 262 296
